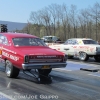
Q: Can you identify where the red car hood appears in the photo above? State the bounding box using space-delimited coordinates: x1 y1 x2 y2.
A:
15 46 63 55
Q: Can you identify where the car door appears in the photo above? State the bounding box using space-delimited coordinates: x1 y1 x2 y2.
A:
71 39 79 56
62 39 75 56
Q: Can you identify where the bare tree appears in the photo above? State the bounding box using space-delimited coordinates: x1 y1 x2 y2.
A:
28 2 100 41
48 4 57 36
69 5 78 38
88 2 100 40
30 11 44 36
39 8 52 36
78 9 92 38
61 4 70 40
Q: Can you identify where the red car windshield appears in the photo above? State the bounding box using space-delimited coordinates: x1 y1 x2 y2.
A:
12 37 46 46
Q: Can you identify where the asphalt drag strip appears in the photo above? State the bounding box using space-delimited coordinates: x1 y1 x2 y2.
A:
0 92 13 100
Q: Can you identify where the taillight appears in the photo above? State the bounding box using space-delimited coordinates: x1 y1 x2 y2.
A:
24 55 29 63
63 55 67 62
0 50 2 55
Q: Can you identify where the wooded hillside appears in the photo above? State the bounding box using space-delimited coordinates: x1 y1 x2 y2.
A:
20 2 100 42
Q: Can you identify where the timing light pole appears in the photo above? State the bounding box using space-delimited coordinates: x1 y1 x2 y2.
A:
0 24 8 32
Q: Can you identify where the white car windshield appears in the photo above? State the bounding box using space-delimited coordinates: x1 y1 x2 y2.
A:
82 40 98 44
42 36 58 42
12 37 47 46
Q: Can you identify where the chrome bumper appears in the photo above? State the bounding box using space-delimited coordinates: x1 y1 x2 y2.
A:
22 62 67 70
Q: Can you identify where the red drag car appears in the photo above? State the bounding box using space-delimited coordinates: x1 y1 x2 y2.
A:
0 32 67 82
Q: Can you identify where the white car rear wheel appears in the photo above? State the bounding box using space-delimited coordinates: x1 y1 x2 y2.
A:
79 52 89 61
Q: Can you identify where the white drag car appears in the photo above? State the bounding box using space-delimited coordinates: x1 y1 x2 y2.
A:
48 38 100 61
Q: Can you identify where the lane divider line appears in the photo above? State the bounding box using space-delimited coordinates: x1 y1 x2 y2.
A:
88 73 100 77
